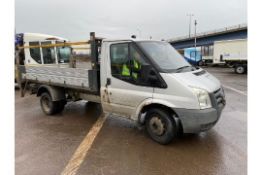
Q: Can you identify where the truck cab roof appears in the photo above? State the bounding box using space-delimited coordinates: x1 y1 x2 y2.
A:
102 38 164 43
18 33 68 43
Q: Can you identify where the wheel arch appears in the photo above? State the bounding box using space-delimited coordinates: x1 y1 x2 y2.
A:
37 85 65 101
134 99 183 131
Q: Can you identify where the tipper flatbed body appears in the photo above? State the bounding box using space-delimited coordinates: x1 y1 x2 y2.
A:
16 32 101 102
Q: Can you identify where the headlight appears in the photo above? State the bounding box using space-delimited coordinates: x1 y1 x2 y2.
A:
191 87 212 109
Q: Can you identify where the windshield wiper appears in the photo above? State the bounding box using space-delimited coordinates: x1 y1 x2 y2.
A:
175 65 192 73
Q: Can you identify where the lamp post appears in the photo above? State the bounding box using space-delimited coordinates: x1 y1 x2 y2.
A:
194 20 197 49
194 20 197 64
187 14 194 38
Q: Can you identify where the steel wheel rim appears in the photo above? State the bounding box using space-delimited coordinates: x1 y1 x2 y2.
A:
149 115 166 136
237 67 244 73
42 96 50 112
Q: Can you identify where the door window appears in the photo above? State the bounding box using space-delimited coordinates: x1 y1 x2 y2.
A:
110 43 129 79
110 43 153 86
41 41 56 64
29 42 41 64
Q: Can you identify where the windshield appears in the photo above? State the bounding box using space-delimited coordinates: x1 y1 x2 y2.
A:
137 41 191 72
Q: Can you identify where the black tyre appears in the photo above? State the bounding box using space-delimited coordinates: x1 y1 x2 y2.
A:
145 108 176 144
40 92 59 115
56 100 66 113
198 60 204 66
234 64 245 74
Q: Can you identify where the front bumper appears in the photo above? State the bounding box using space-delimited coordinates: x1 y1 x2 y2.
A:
175 106 223 133
175 88 225 133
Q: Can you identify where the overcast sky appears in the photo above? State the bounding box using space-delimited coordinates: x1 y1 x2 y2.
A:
15 0 247 40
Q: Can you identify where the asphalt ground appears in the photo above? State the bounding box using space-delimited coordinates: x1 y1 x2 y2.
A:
15 67 247 175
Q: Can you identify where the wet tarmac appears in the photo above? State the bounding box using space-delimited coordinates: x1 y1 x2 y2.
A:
15 67 247 175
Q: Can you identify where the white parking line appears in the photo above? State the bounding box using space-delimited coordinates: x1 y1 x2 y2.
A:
223 85 247 96
61 114 107 175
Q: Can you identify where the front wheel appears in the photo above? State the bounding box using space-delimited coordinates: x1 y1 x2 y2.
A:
145 108 176 144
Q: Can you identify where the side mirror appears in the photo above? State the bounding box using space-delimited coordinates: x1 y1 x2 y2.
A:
140 65 159 85
148 69 158 82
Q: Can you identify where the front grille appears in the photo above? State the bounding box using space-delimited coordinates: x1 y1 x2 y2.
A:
213 88 225 107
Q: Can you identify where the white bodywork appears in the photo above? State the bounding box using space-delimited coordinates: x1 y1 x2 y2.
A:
213 39 247 64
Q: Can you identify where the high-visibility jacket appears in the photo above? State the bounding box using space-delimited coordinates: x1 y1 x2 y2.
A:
121 59 141 79
132 59 141 79
122 64 131 76
133 59 141 70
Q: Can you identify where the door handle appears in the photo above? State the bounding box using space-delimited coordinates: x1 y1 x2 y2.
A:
106 78 111 87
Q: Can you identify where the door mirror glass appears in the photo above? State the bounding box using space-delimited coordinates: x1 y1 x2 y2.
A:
140 65 160 87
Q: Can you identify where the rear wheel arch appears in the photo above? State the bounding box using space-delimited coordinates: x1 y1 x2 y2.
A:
37 85 65 101
37 86 49 97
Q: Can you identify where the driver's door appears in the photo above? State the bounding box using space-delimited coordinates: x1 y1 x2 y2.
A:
103 42 154 118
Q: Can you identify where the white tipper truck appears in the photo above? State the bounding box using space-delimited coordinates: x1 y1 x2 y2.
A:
16 32 226 144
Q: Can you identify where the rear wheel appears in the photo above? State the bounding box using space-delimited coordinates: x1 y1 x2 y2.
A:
56 100 66 113
145 108 176 144
198 60 204 66
40 92 60 115
234 64 245 74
